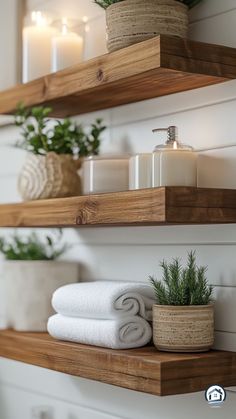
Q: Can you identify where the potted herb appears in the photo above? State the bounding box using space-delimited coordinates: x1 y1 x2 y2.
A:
16 105 106 201
149 251 214 352
95 0 203 52
0 232 78 331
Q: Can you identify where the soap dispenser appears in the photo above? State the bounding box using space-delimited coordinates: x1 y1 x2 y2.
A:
152 126 197 187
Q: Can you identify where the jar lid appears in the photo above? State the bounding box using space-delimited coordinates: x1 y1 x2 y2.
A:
152 126 194 152
153 142 193 152
84 153 131 161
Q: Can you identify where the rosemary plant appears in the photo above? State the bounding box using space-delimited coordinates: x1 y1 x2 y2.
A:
149 251 213 306
95 0 202 9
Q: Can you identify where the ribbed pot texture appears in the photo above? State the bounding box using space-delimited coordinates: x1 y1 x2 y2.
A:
18 152 81 201
106 0 188 52
153 304 214 352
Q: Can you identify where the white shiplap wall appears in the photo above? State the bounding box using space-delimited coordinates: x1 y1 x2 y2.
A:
1 0 236 417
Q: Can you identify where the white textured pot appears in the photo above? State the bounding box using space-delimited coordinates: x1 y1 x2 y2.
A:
2 261 79 331
18 152 81 201
106 0 188 53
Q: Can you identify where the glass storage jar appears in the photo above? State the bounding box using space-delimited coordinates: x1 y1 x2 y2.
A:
82 154 130 194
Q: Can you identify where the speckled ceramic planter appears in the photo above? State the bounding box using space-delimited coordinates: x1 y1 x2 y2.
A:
153 304 214 352
106 0 188 52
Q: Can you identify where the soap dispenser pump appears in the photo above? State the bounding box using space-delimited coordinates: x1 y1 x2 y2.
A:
152 126 197 187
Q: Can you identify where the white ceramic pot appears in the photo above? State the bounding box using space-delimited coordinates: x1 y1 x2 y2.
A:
1 261 79 331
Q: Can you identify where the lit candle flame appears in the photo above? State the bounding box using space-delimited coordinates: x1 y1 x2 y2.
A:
31 11 47 27
62 18 68 35
173 141 178 150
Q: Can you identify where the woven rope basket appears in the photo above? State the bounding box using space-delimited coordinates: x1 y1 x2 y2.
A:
106 0 188 52
18 152 81 201
153 304 214 352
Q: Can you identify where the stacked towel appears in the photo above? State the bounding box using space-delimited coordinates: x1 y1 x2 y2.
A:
48 315 152 350
48 281 155 350
52 281 155 321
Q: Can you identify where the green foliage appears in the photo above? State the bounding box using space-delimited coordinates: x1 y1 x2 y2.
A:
0 231 68 261
94 0 202 9
178 0 202 8
15 104 106 156
94 0 123 9
149 251 213 306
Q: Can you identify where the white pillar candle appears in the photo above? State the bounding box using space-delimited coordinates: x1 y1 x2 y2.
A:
52 21 84 72
152 144 197 187
23 11 55 83
129 154 152 190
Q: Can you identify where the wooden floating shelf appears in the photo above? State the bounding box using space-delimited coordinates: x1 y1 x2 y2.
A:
0 187 236 228
0 330 235 396
1 36 236 117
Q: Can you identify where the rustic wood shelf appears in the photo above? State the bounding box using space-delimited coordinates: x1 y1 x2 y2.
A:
0 330 235 396
1 35 236 117
0 187 236 228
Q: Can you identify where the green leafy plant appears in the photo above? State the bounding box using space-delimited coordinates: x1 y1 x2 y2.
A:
0 231 68 261
149 251 213 306
15 104 106 156
95 0 202 9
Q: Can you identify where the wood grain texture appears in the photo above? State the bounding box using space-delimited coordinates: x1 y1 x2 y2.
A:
1 187 236 227
0 35 235 117
0 330 235 396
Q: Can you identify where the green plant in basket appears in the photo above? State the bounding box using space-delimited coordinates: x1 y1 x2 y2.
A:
94 0 203 9
149 251 213 306
15 103 106 157
150 251 215 352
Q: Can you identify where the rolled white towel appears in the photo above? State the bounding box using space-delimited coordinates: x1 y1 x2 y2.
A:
48 314 152 349
52 281 155 321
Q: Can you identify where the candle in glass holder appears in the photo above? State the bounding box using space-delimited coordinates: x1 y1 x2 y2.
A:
152 126 197 187
83 155 130 195
52 19 83 72
23 11 55 83
129 153 152 190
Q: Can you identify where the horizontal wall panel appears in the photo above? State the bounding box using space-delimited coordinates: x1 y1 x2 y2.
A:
109 80 236 129
214 331 236 353
0 147 26 176
64 244 236 288
189 0 236 23
189 8 236 47
0 176 21 204
214 287 236 333
72 225 236 246
110 99 236 153
198 146 236 188
27 0 104 20
0 0 236 415
0 384 122 419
